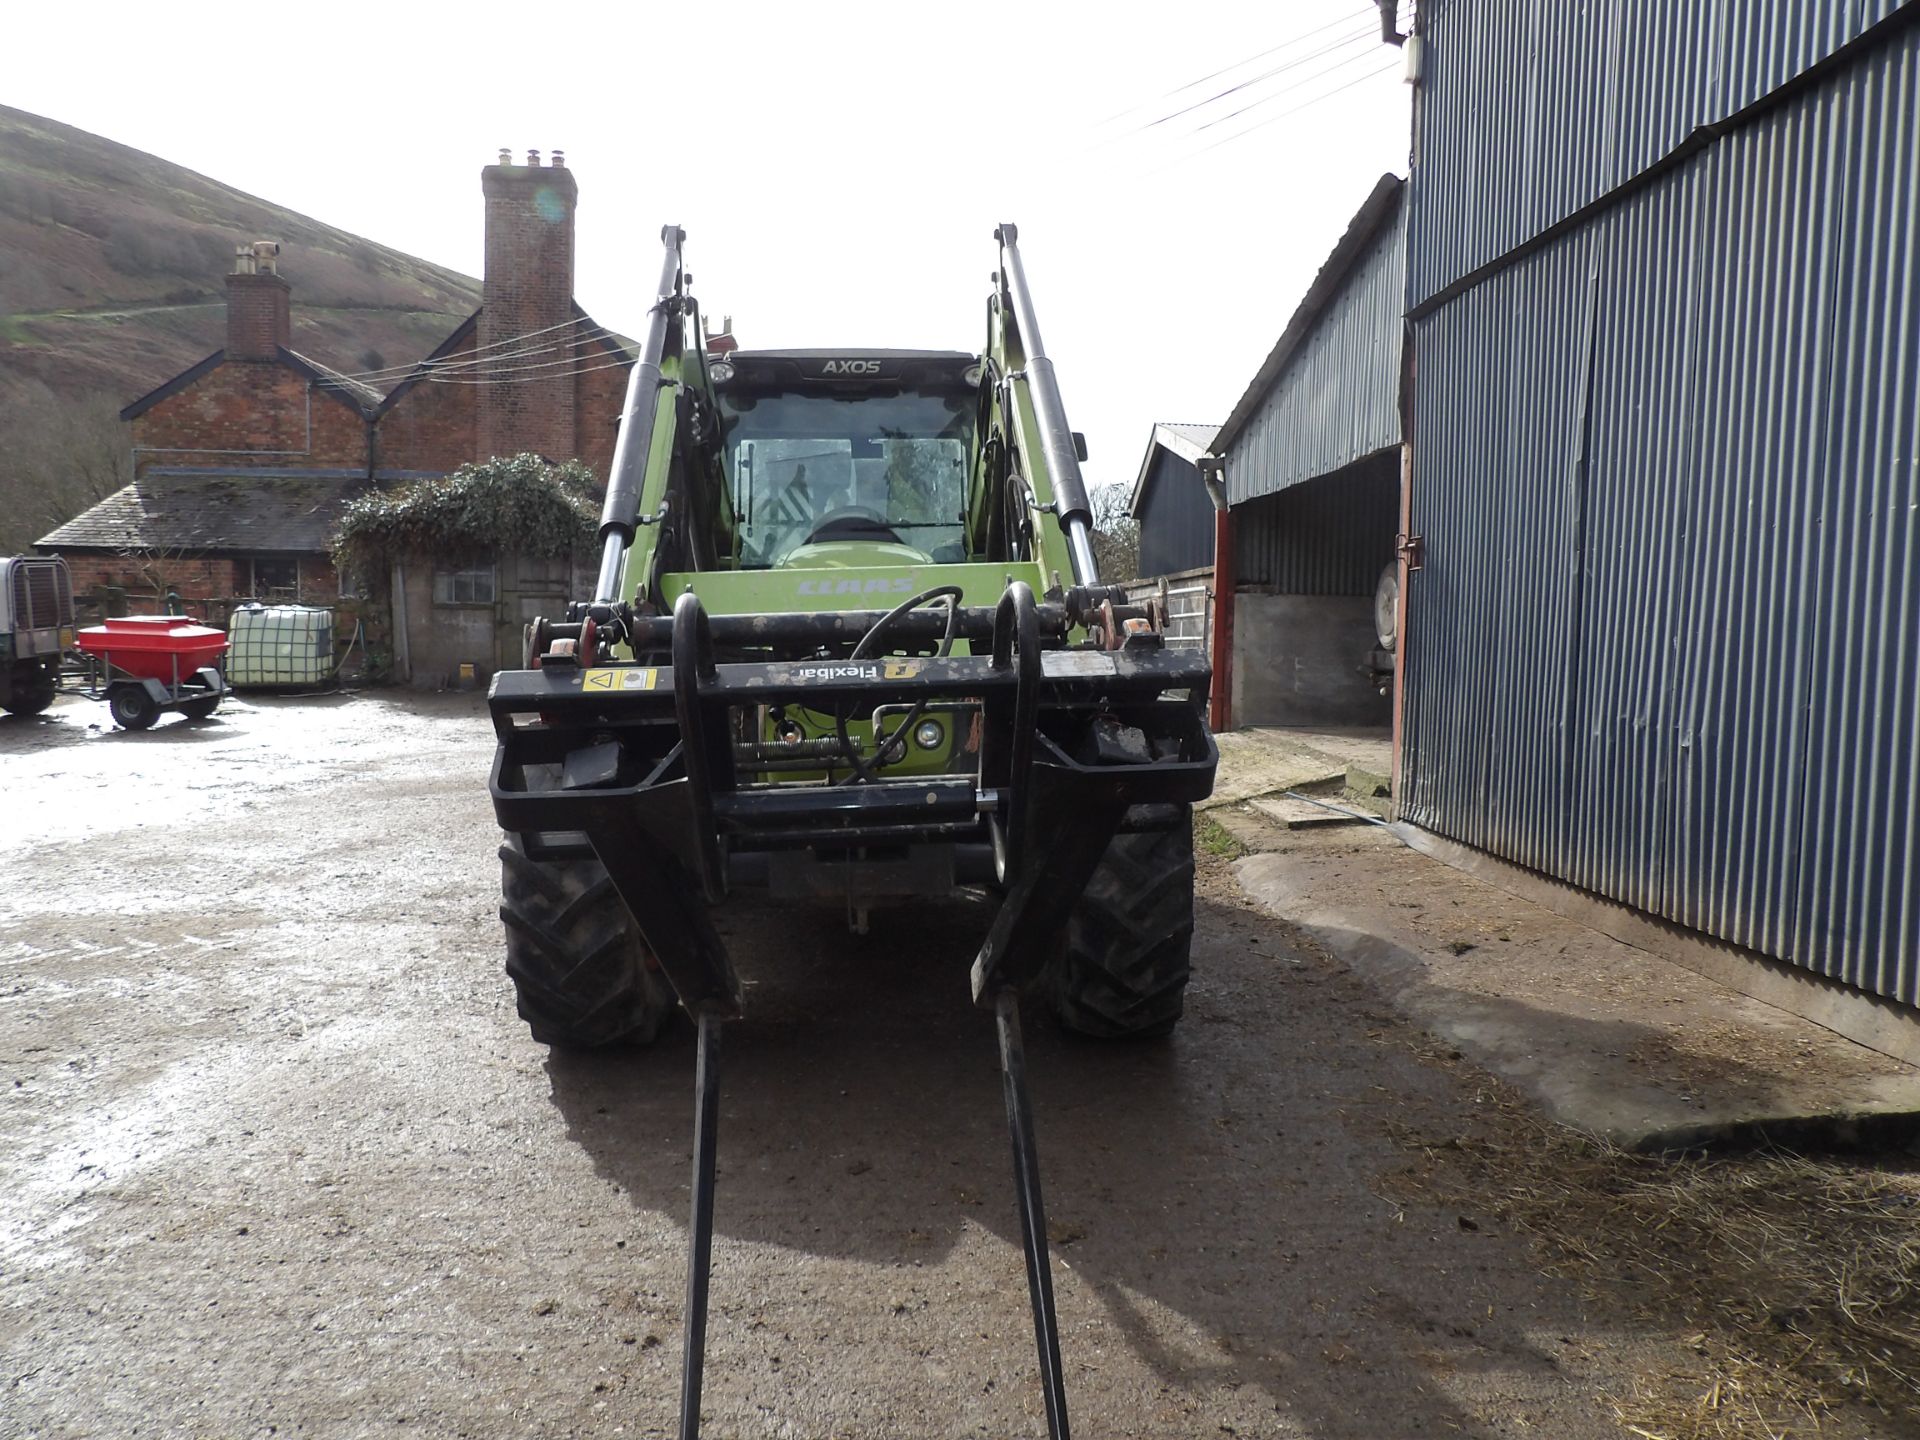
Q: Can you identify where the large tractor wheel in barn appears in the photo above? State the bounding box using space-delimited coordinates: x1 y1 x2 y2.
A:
1045 804 1195 1040
498 835 677 1049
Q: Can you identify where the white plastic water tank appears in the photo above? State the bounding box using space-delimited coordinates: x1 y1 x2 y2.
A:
228 604 334 687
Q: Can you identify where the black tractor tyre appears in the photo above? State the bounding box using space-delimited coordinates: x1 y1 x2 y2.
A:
1046 806 1196 1040
498 835 677 1049
180 694 221 721
108 685 159 731
1 662 57 717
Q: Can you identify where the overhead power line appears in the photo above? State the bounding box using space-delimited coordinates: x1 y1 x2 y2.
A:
1190 57 1404 159
1185 39 1393 136
1091 4 1377 128
1126 23 1382 138
1139 53 1403 178
402 353 637 387
322 313 608 384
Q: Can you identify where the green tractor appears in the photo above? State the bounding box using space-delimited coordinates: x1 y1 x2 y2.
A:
487 225 1216 1437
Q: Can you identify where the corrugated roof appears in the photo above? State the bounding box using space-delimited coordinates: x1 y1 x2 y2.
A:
36 468 370 554
1158 423 1219 455
1213 175 1405 460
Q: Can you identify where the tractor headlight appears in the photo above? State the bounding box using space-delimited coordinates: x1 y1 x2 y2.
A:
709 361 735 384
914 719 944 751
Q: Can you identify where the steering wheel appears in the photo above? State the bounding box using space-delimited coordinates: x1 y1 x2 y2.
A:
803 507 905 546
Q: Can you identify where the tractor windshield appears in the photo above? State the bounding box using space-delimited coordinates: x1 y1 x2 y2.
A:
719 389 973 568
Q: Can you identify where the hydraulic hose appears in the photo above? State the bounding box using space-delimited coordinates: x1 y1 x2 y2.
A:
832 585 964 784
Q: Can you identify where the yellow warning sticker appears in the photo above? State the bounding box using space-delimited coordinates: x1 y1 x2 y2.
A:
581 667 658 692
882 659 923 680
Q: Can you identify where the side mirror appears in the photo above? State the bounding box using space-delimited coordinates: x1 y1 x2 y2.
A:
1072 432 1089 463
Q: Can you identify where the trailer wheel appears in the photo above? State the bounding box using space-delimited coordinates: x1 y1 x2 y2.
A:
1047 806 1195 1039
108 685 159 731
498 835 677 1049
180 695 221 721
1 662 56 717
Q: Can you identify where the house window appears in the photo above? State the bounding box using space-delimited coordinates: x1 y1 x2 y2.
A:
249 556 299 597
433 564 496 606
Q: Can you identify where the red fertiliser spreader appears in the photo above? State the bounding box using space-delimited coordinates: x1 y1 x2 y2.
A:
75 616 229 730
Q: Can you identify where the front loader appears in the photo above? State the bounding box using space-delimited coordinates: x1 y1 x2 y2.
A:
488 224 1217 1437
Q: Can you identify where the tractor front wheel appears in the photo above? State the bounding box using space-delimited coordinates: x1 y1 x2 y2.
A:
498 836 677 1049
1046 805 1195 1040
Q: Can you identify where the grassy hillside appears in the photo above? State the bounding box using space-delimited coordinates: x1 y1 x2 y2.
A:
0 104 480 407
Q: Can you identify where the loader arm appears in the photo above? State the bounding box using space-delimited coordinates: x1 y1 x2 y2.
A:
984 223 1101 588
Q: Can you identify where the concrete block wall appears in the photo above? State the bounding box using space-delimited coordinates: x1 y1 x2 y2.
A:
1231 592 1389 727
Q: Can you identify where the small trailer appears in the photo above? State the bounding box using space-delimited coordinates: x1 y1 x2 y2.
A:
0 556 75 717
74 616 229 731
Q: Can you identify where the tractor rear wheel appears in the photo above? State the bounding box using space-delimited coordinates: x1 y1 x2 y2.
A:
498 835 677 1049
1047 805 1195 1039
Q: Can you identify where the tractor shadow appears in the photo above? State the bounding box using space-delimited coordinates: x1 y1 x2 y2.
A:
542 892 1600 1436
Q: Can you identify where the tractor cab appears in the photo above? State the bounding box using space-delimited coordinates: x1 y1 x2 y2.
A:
712 350 979 570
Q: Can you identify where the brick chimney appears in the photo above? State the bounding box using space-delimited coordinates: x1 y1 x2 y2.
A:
226 241 290 361
479 148 579 461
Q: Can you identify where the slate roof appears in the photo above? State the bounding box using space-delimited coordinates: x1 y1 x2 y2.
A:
36 468 371 554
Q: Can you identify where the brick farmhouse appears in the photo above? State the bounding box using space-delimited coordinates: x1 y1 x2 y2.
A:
38 150 632 678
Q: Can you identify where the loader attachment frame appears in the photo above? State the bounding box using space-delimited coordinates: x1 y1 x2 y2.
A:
489 582 1215 1436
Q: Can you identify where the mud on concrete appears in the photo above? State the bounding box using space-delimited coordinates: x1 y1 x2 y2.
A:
1 692 1913 1437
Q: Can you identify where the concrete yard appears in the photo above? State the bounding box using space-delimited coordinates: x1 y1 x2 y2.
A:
2 693 1915 1437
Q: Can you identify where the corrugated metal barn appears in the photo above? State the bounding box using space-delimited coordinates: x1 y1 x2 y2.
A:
1129 423 1219 579
1215 175 1406 727
1400 2 1920 1006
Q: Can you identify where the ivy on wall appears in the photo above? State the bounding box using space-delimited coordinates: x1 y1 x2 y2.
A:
332 453 598 572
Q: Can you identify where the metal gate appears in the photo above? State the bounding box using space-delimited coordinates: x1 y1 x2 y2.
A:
1125 567 1212 654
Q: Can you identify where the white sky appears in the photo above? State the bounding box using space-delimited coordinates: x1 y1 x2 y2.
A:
8 0 1409 494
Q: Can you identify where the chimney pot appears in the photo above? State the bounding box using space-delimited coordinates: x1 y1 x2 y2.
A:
551 148 566 168
225 245 292 360
498 147 512 165
526 148 541 167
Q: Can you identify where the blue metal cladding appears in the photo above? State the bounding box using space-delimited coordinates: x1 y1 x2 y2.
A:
1409 0 1917 305
1224 207 1405 505
1234 452 1400 596
1401 21 1920 1003
1135 448 1216 579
